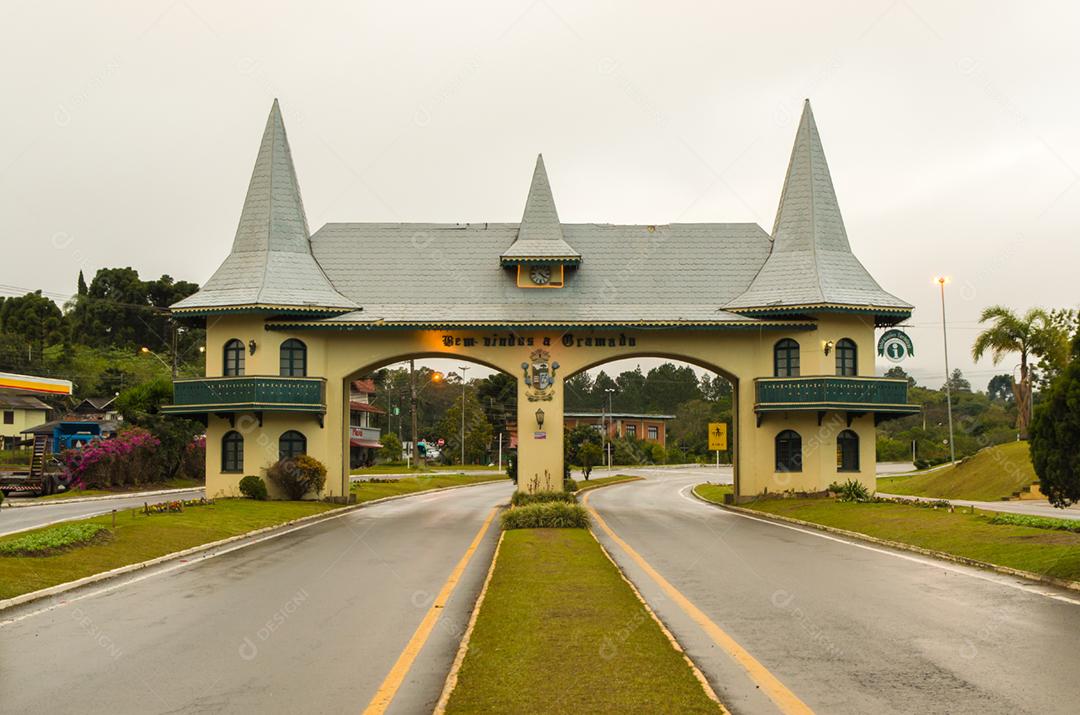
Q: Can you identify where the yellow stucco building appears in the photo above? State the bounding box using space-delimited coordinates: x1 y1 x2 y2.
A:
165 99 917 501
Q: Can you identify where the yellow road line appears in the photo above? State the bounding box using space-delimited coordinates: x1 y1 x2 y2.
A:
583 492 815 715
362 507 499 715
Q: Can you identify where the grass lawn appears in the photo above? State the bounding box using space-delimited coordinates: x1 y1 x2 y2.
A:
876 441 1036 501
694 483 733 503
0 499 337 600
693 487 1080 584
35 477 205 501
349 463 499 475
350 474 508 502
445 529 721 714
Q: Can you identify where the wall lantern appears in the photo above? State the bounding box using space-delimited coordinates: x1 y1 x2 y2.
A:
248 339 257 355
535 408 545 429
823 340 834 355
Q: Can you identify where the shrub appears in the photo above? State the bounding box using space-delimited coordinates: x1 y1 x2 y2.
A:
178 435 206 481
563 477 578 493
0 522 110 556
265 454 327 500
987 512 1080 533
61 427 160 489
378 433 403 463
828 479 872 503
505 454 518 485
501 502 590 530
511 490 576 507
239 475 268 501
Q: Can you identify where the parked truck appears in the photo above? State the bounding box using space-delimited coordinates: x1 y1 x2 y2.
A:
0 421 104 497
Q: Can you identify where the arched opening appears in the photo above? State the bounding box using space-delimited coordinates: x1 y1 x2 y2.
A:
773 339 800 377
221 430 244 472
223 339 245 376
563 353 737 493
837 429 859 472
775 429 802 472
339 354 517 485
835 338 857 376
280 339 307 377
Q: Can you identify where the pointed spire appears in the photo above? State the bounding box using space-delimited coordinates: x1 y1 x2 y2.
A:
172 100 357 314
232 98 310 255
726 100 910 313
500 155 581 266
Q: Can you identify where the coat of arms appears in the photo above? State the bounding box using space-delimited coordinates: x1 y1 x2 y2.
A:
521 349 559 402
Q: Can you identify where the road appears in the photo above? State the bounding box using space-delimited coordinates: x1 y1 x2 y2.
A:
586 473 1080 714
0 480 512 715
0 488 206 536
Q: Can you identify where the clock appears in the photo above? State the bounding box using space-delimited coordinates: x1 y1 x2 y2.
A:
529 265 552 285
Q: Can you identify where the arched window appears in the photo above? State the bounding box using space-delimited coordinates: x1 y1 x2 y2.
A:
775 430 802 472
223 339 245 376
774 339 800 377
280 339 307 377
835 338 857 376
279 430 307 461
222 431 244 472
837 429 860 472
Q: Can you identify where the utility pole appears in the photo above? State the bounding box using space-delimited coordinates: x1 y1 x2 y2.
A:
410 359 418 467
171 321 179 378
605 387 615 474
459 366 470 465
937 277 956 464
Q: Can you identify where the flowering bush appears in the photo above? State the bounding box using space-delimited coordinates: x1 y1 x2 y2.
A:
143 497 214 514
266 455 327 500
178 435 206 481
62 427 161 489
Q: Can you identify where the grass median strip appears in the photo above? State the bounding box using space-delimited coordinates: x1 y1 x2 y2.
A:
351 474 508 502
33 477 205 502
693 486 1080 584
876 441 1036 501
444 528 722 714
572 474 643 494
0 499 337 600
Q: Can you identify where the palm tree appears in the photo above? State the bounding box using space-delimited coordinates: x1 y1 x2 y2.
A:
972 306 1056 438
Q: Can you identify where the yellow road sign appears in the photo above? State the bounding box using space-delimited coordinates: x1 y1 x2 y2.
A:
708 422 727 451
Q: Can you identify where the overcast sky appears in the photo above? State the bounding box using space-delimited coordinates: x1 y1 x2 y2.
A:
2 1 1077 389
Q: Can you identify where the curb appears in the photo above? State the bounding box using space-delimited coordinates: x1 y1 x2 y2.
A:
689 487 1080 595
0 478 510 617
1 486 205 509
573 476 644 497
434 530 505 714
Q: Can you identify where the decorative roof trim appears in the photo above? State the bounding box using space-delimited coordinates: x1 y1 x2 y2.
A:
170 304 356 317
730 303 911 316
264 319 819 331
499 256 582 266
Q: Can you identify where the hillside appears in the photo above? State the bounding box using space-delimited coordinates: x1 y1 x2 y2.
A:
876 441 1037 502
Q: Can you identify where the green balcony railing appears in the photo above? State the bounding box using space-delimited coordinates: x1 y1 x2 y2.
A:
162 376 326 415
755 376 918 414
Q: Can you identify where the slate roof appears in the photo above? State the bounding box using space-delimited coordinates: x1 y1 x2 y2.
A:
174 99 910 326
292 222 779 327
171 100 357 314
726 101 910 314
500 155 581 265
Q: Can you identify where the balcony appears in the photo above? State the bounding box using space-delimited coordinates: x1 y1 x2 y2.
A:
754 376 919 423
162 376 326 421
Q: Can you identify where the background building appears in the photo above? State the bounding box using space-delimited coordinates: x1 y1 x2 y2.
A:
349 379 383 468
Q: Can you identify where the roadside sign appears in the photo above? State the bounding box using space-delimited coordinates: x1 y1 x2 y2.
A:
707 422 728 451
877 329 914 363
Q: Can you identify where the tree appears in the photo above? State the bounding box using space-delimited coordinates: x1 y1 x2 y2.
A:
474 372 516 438
945 368 971 393
0 291 66 362
1029 341 1080 507
378 433 403 463
577 442 603 480
972 305 1066 438
884 365 917 388
77 270 88 296
436 390 494 464
987 374 1014 403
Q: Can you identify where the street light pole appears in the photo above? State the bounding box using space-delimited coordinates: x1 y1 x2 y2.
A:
937 277 957 464
459 365 470 466
410 359 418 467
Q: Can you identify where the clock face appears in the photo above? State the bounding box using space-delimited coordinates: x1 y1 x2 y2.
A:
529 265 552 285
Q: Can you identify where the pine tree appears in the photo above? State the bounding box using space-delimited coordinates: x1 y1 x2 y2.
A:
77 270 88 295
